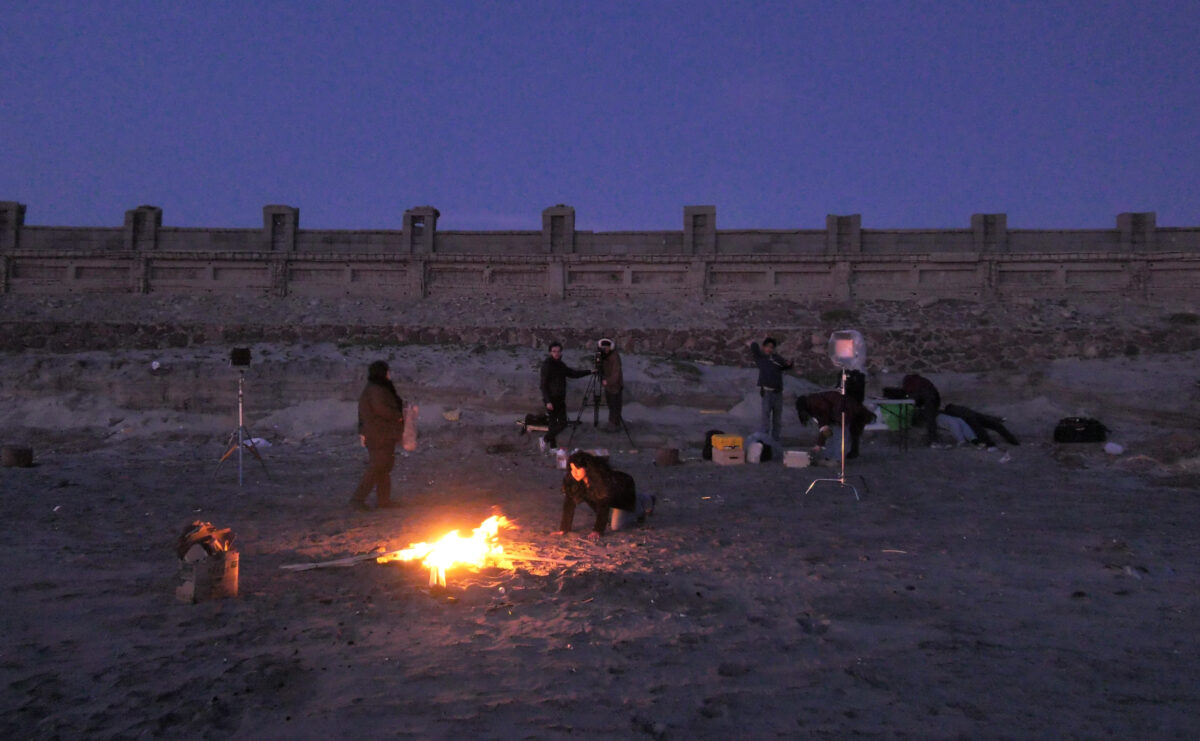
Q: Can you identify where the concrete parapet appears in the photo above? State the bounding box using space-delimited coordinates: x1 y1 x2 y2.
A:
1118 212 1156 251
684 206 716 254
1 201 27 250
542 205 575 254
826 214 862 253
971 213 1007 252
263 205 299 252
403 206 439 254
124 205 162 251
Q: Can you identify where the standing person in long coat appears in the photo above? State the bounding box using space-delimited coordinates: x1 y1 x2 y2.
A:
350 360 405 511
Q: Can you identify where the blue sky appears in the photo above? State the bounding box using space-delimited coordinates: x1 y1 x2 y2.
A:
3 0 1198 231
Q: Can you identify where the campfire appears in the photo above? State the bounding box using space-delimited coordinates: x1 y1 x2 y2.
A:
376 514 514 587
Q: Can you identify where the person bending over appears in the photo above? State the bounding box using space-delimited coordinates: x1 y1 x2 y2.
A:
901 373 941 446
539 341 590 450
558 450 652 539
795 390 875 459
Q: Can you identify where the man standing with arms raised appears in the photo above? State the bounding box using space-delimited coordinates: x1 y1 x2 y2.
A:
749 336 794 446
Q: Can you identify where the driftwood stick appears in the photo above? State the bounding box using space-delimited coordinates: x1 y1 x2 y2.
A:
505 554 578 565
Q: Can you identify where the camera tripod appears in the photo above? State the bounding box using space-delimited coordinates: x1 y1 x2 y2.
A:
215 370 271 486
568 372 635 448
804 367 867 501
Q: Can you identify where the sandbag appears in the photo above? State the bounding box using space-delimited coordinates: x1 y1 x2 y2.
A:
402 404 420 451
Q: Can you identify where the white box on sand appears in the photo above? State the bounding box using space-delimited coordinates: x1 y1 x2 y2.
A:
783 450 811 468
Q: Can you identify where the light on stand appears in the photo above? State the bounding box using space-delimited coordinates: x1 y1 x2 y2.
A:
805 330 867 501
215 347 271 486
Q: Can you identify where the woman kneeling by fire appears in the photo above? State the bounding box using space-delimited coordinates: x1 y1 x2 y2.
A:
558 450 655 540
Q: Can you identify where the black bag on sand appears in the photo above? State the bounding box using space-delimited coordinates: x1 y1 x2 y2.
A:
1053 417 1108 443
703 429 725 461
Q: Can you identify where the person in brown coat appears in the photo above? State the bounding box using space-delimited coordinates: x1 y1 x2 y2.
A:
598 338 624 432
795 389 875 459
350 360 405 510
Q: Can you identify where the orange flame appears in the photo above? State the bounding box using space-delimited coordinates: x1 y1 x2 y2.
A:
376 515 513 576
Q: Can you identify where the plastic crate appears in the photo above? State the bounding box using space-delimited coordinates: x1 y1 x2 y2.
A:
712 447 745 465
710 434 744 450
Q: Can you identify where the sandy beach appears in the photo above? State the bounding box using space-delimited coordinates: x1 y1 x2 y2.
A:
2 295 1200 739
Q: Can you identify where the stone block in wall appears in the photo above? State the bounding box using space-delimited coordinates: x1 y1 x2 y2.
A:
971 213 1007 252
404 206 439 254
0 201 27 250
263 205 299 252
1118 212 1156 251
124 205 162 251
683 206 716 254
826 214 861 253
542 205 575 254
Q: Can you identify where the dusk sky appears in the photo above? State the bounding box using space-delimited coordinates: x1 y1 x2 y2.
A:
3 0 1198 232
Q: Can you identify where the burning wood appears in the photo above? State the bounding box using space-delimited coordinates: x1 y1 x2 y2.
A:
376 515 514 586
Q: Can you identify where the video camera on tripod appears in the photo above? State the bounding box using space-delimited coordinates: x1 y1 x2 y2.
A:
593 338 614 374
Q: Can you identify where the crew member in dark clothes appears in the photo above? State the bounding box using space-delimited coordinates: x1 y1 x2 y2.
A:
539 341 591 450
349 360 405 511
795 390 875 459
901 373 941 446
942 403 1020 447
749 337 794 443
558 450 652 539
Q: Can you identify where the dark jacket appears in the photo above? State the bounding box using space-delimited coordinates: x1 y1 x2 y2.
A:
750 343 793 390
540 356 590 404
796 390 874 436
599 349 623 393
357 381 405 449
560 455 637 535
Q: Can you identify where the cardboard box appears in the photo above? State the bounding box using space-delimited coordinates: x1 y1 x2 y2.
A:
710 434 744 450
783 450 811 468
176 550 239 603
712 447 745 465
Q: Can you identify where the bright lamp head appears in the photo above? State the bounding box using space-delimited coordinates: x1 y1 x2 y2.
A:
827 330 866 370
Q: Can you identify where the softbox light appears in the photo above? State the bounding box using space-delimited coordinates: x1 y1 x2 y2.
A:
827 330 866 371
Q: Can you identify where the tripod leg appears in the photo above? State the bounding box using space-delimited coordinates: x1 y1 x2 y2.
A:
217 430 240 464
240 427 273 480
620 418 636 448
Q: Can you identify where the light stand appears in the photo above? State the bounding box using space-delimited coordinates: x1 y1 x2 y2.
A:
216 364 271 486
805 330 867 501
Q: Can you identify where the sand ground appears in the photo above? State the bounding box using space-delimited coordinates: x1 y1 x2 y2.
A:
2 300 1200 739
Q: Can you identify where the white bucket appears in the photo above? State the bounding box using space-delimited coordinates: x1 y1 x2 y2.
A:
746 441 763 463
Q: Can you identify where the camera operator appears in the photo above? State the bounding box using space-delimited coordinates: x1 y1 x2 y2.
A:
596 338 624 432
538 341 591 451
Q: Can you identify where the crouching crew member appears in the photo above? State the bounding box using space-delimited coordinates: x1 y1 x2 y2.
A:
795 390 875 460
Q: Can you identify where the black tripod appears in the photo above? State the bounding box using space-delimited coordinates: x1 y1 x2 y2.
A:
804 367 867 501
216 370 271 486
568 372 635 448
